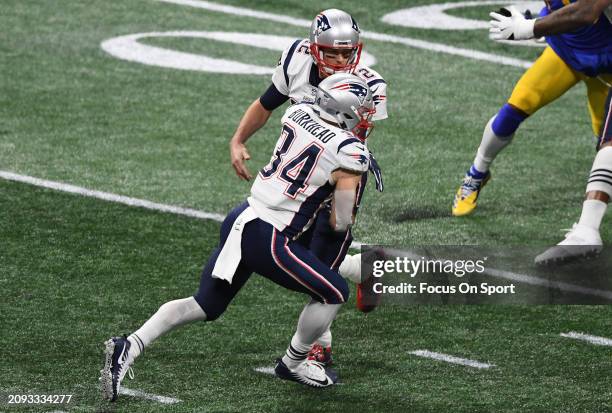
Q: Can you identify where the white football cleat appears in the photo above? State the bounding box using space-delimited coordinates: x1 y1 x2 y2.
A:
535 223 603 266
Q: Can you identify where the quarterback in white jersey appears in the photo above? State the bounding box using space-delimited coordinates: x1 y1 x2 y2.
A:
270 38 387 121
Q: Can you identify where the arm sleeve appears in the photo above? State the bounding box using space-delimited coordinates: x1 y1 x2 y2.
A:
259 84 290 111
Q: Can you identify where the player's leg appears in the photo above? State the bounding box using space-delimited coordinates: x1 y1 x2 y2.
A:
536 81 612 264
243 221 349 387
453 46 582 216
101 202 253 401
307 175 369 363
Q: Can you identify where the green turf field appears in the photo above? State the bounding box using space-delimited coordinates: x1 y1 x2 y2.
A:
1 1 611 412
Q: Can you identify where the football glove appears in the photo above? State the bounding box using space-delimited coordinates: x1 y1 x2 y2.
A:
489 6 535 41
368 151 384 192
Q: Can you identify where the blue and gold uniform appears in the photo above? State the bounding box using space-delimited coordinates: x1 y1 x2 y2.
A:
505 0 612 137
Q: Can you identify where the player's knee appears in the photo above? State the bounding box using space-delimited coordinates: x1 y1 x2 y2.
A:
192 294 225 322
491 103 528 138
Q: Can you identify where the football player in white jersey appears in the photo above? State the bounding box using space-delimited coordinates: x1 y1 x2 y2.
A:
100 74 376 399
229 8 388 366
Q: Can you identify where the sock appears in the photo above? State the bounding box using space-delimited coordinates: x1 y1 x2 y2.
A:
473 110 522 173
128 296 207 360
578 200 607 231
338 253 361 283
586 146 612 198
282 301 341 369
316 328 332 348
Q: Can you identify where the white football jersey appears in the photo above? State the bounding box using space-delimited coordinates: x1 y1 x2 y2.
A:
272 39 388 121
248 103 369 239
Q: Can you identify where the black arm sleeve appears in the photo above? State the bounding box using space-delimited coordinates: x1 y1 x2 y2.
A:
259 83 289 111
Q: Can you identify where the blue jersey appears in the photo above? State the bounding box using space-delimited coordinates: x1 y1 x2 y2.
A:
541 0 612 76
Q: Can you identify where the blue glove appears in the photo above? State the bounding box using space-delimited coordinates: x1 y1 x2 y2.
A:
368 151 384 192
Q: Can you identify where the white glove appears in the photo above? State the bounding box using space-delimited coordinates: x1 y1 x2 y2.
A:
489 6 536 41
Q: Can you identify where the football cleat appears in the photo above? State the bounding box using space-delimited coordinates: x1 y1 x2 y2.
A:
100 336 135 402
534 223 603 266
452 170 491 217
274 358 338 388
307 344 333 367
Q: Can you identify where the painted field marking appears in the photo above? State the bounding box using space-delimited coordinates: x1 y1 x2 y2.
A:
154 0 532 70
119 387 181 404
560 332 612 347
254 366 275 375
409 350 495 369
0 170 225 223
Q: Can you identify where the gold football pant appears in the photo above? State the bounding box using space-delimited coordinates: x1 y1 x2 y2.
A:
507 46 612 136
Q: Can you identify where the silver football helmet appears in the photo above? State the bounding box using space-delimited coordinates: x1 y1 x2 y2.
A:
309 9 362 75
315 73 375 138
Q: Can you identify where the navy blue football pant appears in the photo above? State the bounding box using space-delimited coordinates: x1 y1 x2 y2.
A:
193 201 349 321
297 173 367 270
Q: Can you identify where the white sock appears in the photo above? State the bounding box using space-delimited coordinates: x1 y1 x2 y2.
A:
338 253 361 283
128 296 206 359
282 301 341 369
316 328 332 348
586 146 612 198
473 116 513 173
578 199 607 231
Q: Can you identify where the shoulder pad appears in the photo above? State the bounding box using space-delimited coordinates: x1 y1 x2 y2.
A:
336 136 369 173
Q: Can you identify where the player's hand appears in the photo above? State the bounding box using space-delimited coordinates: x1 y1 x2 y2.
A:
368 151 384 192
489 6 535 41
230 141 253 180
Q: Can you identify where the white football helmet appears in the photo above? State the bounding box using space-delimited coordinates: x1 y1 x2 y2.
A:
315 73 375 138
309 9 362 75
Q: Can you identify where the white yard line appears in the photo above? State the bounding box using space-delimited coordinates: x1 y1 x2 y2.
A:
154 0 532 70
254 366 276 375
560 332 612 347
409 350 495 369
119 387 181 404
0 171 225 222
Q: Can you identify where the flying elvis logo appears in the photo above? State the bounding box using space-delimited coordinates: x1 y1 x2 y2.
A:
330 83 368 104
314 14 332 35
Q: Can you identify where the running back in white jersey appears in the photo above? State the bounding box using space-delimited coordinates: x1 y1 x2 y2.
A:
248 104 369 239
271 39 388 121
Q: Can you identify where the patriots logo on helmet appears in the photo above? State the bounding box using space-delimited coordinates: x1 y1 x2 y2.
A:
314 14 332 35
330 83 368 104
351 17 360 33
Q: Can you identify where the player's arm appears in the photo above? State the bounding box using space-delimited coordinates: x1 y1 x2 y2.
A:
329 169 363 232
229 85 289 180
489 0 611 41
533 0 611 37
